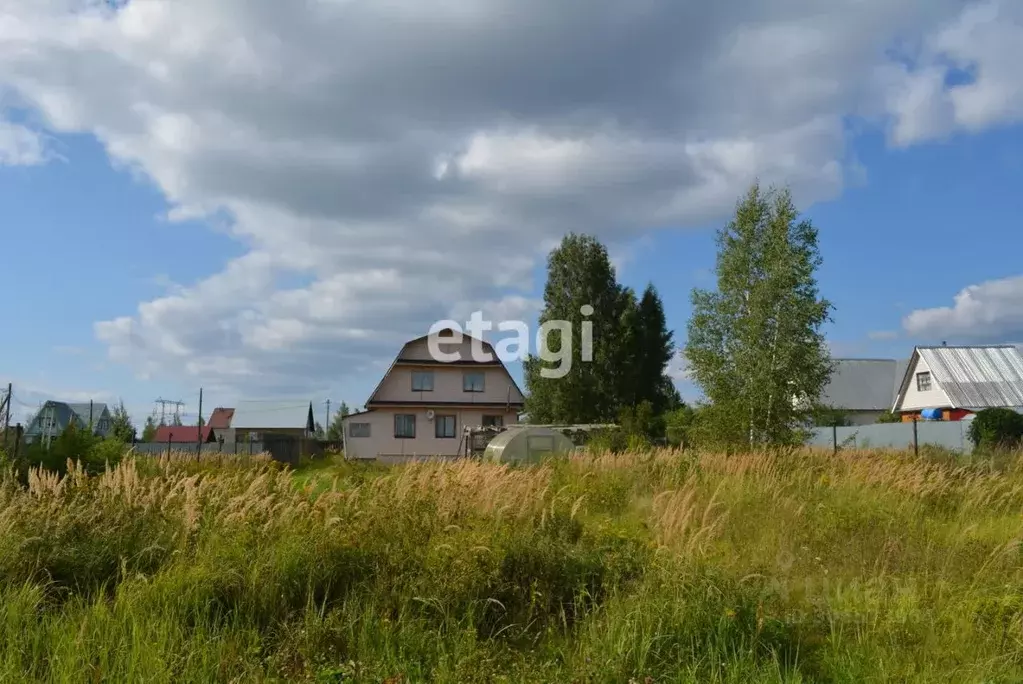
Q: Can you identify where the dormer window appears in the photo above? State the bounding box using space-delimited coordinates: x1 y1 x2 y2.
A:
411 371 434 391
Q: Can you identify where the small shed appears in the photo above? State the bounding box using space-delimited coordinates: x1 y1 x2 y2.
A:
483 427 575 464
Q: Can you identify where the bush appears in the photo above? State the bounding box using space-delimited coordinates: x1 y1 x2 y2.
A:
967 408 1023 450
17 424 126 478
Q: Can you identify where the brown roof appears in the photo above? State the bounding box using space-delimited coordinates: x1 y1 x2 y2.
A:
153 425 216 443
208 407 234 429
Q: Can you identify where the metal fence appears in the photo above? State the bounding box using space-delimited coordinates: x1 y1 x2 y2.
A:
806 421 972 453
130 441 266 456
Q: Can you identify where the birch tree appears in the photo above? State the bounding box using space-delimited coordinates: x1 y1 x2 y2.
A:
683 182 833 447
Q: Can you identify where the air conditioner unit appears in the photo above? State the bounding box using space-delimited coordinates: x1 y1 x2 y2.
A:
426 410 435 421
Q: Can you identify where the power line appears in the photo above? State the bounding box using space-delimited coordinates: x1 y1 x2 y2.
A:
153 397 184 424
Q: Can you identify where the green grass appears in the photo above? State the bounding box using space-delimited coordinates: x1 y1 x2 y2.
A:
1 447 1022 682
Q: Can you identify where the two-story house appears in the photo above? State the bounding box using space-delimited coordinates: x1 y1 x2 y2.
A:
23 400 113 443
342 330 525 460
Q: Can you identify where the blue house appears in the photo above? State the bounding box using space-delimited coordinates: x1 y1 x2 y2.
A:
23 401 113 444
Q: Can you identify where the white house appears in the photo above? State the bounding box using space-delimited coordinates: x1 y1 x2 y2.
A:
342 330 525 460
891 344 1023 421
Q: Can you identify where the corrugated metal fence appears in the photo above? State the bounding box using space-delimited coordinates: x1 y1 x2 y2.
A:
130 441 266 456
806 421 972 453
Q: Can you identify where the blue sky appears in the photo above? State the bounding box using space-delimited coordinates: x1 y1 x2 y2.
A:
1 0 1021 428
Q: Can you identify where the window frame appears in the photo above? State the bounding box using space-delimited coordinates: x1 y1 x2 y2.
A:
411 370 435 392
435 414 457 439
463 371 486 393
348 422 371 438
482 414 503 427
915 371 932 392
394 413 416 439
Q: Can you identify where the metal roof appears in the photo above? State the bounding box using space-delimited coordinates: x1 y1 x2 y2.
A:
821 359 903 411
207 407 235 429
915 345 1023 409
230 400 315 430
67 403 109 425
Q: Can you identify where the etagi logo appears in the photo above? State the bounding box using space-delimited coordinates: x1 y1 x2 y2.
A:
427 306 594 379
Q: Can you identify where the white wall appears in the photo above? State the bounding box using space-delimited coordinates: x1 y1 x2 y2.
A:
372 365 522 405
897 356 952 411
343 407 520 459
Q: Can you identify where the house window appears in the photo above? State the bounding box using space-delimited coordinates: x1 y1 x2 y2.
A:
482 415 503 427
463 371 485 392
348 422 371 438
435 414 456 438
394 414 416 438
916 371 932 392
411 371 434 392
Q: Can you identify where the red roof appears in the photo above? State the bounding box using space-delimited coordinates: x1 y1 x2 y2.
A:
153 425 216 443
208 407 234 429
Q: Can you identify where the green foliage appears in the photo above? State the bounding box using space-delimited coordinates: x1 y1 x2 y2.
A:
0 448 1021 680
326 402 350 441
524 234 679 426
524 233 631 424
141 415 158 442
617 400 662 442
967 408 1023 449
811 405 851 427
684 182 833 448
664 403 698 447
876 411 903 424
586 428 629 454
109 400 136 443
19 422 125 477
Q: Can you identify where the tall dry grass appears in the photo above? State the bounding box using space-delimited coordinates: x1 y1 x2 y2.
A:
0 446 1022 681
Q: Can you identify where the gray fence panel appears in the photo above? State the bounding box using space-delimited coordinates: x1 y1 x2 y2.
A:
129 441 265 456
807 421 972 453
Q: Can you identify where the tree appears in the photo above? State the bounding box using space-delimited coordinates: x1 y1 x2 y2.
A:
664 403 698 447
683 182 833 447
875 411 902 424
524 233 635 424
967 408 1023 450
326 402 350 441
633 284 681 415
109 400 137 443
141 416 158 442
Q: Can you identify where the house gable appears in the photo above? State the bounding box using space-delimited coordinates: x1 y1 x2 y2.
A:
365 331 526 409
893 345 1023 412
893 351 952 412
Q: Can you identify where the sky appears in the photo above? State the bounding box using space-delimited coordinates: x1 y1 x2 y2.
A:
1 0 1022 429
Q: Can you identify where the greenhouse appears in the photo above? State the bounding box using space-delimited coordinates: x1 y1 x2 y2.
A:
483 426 575 464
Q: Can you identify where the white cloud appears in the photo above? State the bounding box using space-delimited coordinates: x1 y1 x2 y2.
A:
0 0 1019 395
0 120 48 165
903 274 1023 343
885 0 1023 146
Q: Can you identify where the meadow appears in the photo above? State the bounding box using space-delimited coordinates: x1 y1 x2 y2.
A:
0 446 1022 682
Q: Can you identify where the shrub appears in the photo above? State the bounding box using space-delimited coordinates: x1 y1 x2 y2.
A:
967 408 1023 450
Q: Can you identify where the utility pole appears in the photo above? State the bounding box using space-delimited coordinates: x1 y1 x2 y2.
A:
196 387 203 459
43 404 52 451
89 399 94 431
324 399 330 437
1 383 10 448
